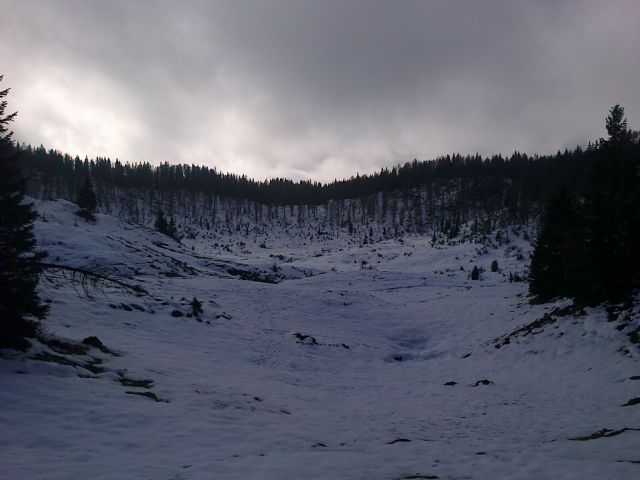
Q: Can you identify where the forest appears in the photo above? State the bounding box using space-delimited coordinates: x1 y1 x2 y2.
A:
20 141 594 208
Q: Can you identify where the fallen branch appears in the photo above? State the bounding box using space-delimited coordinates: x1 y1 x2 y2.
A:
40 263 148 297
569 427 640 441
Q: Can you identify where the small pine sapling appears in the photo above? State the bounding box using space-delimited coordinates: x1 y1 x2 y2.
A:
190 297 203 317
470 265 481 280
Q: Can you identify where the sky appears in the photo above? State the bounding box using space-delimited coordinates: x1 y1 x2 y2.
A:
1 0 639 182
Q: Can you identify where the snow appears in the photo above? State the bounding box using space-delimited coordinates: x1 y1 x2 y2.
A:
1 198 639 479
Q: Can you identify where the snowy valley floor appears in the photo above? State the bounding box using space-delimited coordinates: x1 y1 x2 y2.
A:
1 200 640 480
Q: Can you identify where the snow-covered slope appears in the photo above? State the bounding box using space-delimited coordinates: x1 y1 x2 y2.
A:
1 199 639 480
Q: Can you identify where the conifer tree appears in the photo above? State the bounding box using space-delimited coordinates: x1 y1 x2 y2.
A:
154 209 180 240
0 75 48 350
470 265 480 280
190 297 203 317
604 105 630 147
76 174 97 214
529 105 640 303
578 105 636 301
154 209 168 233
167 217 178 239
529 188 575 301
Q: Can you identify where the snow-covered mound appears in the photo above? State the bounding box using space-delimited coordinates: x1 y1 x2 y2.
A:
1 200 639 480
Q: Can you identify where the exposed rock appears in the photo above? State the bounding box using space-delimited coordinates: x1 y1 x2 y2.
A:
119 377 154 389
82 336 117 355
294 333 318 345
387 438 411 444
125 391 169 403
472 379 494 386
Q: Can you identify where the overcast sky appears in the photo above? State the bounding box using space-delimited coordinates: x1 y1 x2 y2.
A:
1 0 639 182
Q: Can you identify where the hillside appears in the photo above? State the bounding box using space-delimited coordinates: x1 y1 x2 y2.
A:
1 199 639 479
21 143 600 244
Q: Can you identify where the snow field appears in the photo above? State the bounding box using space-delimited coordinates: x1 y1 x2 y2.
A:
1 199 639 479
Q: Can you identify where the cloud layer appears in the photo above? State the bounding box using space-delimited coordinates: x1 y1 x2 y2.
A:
2 0 639 181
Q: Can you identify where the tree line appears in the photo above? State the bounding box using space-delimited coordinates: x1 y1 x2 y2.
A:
19 141 594 209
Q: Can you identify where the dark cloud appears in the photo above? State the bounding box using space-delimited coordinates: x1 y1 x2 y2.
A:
1 0 639 181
